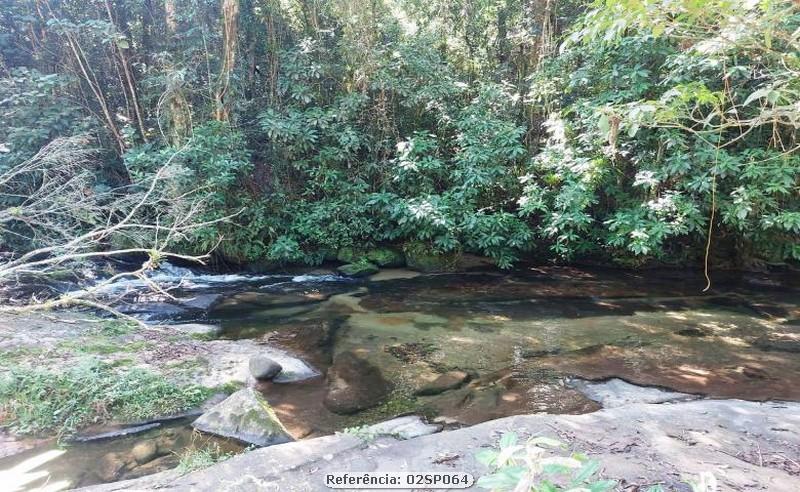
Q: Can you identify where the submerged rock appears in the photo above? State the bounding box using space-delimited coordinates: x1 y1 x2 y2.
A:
415 370 470 396
337 261 379 278
210 292 329 315
98 452 128 482
753 335 800 353
192 388 293 447
368 269 421 281
249 355 283 380
324 351 393 414
131 440 159 465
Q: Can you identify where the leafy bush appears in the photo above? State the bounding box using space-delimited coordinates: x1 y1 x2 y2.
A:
1 0 796 270
476 432 720 492
476 432 616 491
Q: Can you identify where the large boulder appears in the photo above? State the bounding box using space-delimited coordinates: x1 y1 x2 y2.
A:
337 261 379 278
336 247 365 263
323 351 393 414
365 248 405 267
192 388 293 447
403 242 461 273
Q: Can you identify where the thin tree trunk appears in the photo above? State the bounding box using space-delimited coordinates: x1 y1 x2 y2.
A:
214 0 240 121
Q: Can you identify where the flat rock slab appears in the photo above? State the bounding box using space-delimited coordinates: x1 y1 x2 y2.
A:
364 415 442 440
191 339 319 387
568 377 701 407
81 399 800 491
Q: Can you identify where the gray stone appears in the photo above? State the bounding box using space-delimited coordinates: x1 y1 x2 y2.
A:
192 388 293 447
177 293 222 310
249 355 283 380
568 378 700 408
119 302 187 321
415 370 470 396
210 292 328 315
323 351 393 414
365 416 442 439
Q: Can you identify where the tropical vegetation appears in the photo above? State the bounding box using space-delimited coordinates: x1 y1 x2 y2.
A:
1 0 797 272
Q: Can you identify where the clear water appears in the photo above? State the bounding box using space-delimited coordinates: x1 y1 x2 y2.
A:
4 265 799 489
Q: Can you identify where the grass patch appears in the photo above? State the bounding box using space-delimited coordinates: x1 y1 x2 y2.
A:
0 346 45 365
58 339 153 355
176 442 234 474
97 319 137 336
212 380 245 395
342 391 421 428
0 358 212 438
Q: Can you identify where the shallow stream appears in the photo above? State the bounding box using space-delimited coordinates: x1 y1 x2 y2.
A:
3 265 800 489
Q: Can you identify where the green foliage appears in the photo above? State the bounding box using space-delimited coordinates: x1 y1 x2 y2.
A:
0 68 94 168
366 247 405 267
0 358 211 438
123 122 257 260
176 442 234 474
1 0 797 268
403 241 462 272
475 432 616 492
477 432 720 492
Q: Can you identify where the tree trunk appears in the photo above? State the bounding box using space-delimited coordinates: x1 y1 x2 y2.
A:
214 0 240 121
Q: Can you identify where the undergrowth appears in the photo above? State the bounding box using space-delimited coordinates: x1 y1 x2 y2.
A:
0 358 211 438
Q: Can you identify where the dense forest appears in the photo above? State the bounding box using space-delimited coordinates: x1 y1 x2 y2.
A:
1 0 798 272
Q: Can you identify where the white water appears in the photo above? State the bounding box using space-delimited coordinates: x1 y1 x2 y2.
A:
86 262 346 294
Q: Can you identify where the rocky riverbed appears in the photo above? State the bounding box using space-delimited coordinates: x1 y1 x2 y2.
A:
1 264 799 490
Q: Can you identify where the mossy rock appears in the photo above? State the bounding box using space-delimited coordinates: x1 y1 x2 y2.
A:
403 242 461 273
192 388 292 447
336 247 366 263
365 247 405 267
337 261 379 277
